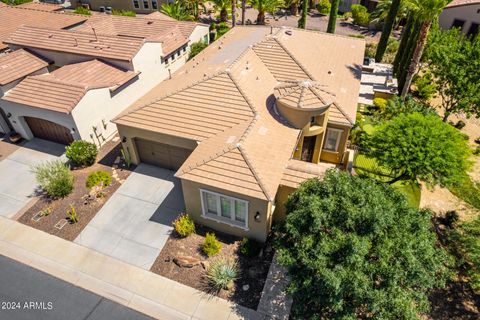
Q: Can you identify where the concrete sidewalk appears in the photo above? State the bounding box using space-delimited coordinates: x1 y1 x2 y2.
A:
0 217 262 320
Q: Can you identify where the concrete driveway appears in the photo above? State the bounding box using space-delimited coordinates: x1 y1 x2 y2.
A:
75 164 185 270
0 139 64 218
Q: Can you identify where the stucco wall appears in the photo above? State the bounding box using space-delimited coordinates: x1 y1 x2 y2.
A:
181 179 272 242
439 5 480 34
0 100 79 140
274 185 296 222
74 0 167 14
116 124 198 164
320 123 351 164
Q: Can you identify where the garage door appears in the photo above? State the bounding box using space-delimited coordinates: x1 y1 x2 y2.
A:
135 138 192 171
25 117 74 145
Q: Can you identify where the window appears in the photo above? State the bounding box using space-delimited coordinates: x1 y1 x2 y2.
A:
152 0 157 9
323 128 343 152
200 190 248 229
310 116 316 126
143 0 149 9
133 0 139 8
451 19 465 30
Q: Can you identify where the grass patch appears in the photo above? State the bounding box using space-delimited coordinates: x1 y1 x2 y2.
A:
449 176 480 211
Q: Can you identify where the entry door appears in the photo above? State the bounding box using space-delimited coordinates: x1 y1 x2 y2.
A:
24 117 74 145
301 136 316 162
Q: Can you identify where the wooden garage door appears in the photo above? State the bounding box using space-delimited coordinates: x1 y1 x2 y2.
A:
25 117 74 145
135 138 192 171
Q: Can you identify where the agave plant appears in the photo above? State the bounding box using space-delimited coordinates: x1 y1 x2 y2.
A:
206 257 239 291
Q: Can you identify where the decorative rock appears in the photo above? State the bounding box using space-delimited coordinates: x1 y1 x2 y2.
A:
173 255 201 268
242 284 250 291
201 260 210 270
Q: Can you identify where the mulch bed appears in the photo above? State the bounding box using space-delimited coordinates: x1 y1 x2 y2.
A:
18 138 135 241
150 225 274 310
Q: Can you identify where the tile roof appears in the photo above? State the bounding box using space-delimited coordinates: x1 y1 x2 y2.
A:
115 27 365 201
76 14 200 56
446 0 480 7
0 49 49 86
280 159 335 189
16 2 63 11
2 60 138 113
0 5 87 51
274 80 335 110
4 26 145 62
115 72 255 141
146 11 178 21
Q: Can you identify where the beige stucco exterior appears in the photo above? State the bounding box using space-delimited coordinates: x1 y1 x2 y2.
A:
73 0 165 13
181 179 272 242
439 4 480 35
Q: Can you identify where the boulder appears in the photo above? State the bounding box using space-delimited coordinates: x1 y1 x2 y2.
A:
174 255 201 268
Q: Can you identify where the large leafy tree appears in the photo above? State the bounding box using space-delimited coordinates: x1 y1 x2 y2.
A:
375 0 402 62
365 112 471 186
249 0 284 24
326 0 340 33
276 170 451 319
400 0 449 98
423 26 480 122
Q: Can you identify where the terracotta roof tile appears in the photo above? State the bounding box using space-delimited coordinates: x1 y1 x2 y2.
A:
0 5 87 51
4 26 144 62
280 159 336 188
17 2 63 11
446 0 480 7
0 49 49 86
2 60 137 113
146 11 178 21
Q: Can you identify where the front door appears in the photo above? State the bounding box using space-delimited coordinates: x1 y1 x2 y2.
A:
301 136 316 162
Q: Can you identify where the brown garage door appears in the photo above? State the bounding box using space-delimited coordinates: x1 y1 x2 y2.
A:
25 117 74 145
135 138 192 171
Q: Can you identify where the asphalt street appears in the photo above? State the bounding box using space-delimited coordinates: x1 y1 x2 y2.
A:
0 255 153 320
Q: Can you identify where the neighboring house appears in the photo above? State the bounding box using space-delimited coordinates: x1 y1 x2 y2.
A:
439 0 480 36
0 4 87 53
0 50 50 134
72 0 166 14
113 27 365 242
0 15 208 145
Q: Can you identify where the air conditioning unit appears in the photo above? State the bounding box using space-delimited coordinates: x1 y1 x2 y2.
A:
99 6 105 12
105 6 112 14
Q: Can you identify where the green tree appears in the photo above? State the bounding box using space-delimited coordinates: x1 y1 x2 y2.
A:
423 26 480 122
375 0 401 62
160 1 195 20
188 41 208 60
298 0 308 28
212 0 230 22
400 0 449 98
276 170 451 319
249 0 284 24
365 112 471 186
327 0 339 33
393 13 414 75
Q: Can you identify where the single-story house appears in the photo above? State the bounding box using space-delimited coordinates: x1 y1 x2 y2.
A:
0 14 208 145
439 0 480 36
113 26 365 242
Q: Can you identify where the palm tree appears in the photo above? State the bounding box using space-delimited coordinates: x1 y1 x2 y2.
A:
371 0 407 24
212 0 230 22
327 0 340 33
249 0 284 24
298 0 308 28
286 0 300 15
400 0 449 98
161 1 195 21
232 0 237 26
241 0 246 24
375 0 401 62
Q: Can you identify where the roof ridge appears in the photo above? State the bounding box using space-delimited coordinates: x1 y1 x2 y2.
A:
28 74 86 90
225 70 258 115
272 37 316 81
330 101 355 125
7 5 90 17
113 70 229 122
237 145 272 201
176 144 238 177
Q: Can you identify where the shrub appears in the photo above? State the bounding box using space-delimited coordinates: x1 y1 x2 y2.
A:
351 4 369 27
216 22 229 39
444 210 459 228
65 140 98 167
343 11 352 20
316 0 331 15
74 6 91 15
206 257 238 291
473 146 480 156
239 237 261 257
112 9 136 16
413 72 437 100
372 97 387 111
188 41 208 60
86 171 112 189
202 232 222 257
172 213 195 237
455 120 466 129
33 160 74 198
67 205 78 223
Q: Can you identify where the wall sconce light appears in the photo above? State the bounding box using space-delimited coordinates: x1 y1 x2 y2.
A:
69 128 76 135
254 211 261 222
122 136 127 143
